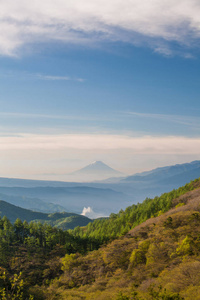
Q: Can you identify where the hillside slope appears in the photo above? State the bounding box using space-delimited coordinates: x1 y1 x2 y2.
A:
44 179 200 299
72 178 200 242
0 200 92 230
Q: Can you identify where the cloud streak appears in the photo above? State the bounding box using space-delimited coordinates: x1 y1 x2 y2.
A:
36 74 84 82
0 133 200 155
0 112 104 122
126 111 200 128
0 0 200 56
0 71 84 82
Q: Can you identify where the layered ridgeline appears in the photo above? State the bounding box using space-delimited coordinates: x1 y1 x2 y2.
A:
0 160 199 218
0 200 92 230
0 178 200 299
0 185 127 217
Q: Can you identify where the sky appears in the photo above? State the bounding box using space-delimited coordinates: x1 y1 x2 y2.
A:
0 0 200 180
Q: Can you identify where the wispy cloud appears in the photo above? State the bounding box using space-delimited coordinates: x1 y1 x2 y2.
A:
36 74 84 82
125 111 200 128
1 111 200 137
0 71 85 82
0 112 94 121
0 0 200 56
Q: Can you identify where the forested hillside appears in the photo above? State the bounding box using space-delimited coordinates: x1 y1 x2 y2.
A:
0 178 200 299
71 178 200 243
0 200 92 230
44 182 200 300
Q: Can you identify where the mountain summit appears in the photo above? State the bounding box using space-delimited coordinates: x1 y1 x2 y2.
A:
78 161 117 172
69 161 123 182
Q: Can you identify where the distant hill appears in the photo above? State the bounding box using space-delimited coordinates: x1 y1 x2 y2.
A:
0 192 66 213
0 200 92 230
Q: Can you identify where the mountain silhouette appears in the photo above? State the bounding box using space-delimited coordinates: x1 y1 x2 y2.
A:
69 161 123 181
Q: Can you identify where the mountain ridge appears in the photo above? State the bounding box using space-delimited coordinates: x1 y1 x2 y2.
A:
121 160 200 183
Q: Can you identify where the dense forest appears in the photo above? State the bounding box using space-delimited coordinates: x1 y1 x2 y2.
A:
0 178 200 299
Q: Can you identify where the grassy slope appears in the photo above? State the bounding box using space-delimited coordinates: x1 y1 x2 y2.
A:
42 178 200 300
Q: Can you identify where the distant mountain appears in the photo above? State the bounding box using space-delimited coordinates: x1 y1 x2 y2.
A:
95 160 200 203
157 165 200 186
69 161 124 181
0 200 92 230
120 160 200 183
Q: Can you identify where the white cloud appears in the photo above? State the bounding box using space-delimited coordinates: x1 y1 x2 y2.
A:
0 0 200 56
81 207 106 219
0 133 200 155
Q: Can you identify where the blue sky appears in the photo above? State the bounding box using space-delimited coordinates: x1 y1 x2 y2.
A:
0 0 200 180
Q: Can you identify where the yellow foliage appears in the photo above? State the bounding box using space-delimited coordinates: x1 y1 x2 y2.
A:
175 203 185 208
176 236 192 256
129 249 146 266
61 253 77 271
